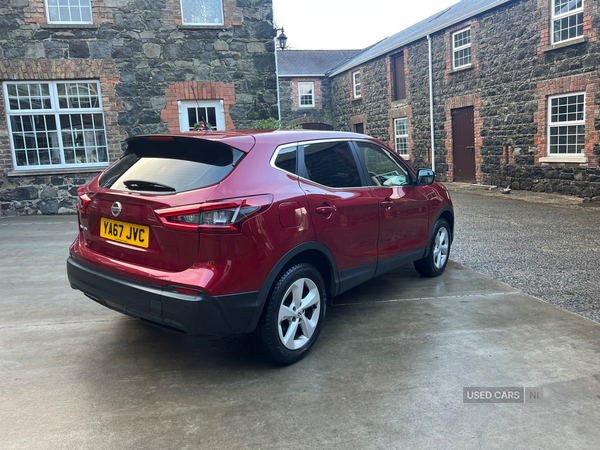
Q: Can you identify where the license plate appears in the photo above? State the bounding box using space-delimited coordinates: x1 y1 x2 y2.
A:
100 217 150 248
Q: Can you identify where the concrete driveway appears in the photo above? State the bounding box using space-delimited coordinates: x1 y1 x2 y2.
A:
1 216 600 449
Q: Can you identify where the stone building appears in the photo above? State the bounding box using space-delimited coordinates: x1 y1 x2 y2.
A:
0 0 277 216
279 0 600 198
277 50 359 129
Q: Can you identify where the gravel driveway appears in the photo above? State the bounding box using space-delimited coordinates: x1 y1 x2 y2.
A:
447 184 600 323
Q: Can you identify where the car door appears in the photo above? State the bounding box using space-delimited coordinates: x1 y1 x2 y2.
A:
298 140 380 288
353 141 429 272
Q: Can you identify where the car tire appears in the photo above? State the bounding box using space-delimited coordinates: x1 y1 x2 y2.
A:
253 263 326 365
414 219 451 277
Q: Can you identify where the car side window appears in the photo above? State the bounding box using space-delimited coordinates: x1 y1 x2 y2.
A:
274 146 297 174
302 141 363 188
355 141 412 187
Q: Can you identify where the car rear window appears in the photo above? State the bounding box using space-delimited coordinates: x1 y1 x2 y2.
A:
98 136 245 193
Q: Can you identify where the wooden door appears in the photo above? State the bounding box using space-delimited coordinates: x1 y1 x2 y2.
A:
452 106 476 182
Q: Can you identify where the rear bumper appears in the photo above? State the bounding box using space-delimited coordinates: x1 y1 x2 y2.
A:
66 257 260 335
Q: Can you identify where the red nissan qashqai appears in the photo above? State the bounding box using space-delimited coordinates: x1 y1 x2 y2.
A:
67 130 454 364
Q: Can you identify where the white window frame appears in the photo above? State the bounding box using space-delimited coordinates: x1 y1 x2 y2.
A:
178 100 225 131
44 0 93 24
4 80 108 171
551 0 584 44
452 27 472 70
547 92 586 157
394 118 409 159
180 0 224 26
298 82 315 108
353 71 361 99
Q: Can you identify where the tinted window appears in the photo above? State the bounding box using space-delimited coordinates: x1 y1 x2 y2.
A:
303 141 363 188
99 137 244 193
274 146 297 174
356 141 412 187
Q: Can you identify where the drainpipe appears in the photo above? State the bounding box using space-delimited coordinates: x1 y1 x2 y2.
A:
427 34 435 172
274 38 282 121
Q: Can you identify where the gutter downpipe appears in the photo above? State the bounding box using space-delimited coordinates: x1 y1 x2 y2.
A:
427 34 435 172
274 39 282 121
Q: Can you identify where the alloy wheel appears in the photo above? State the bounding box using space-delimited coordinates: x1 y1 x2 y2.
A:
433 226 449 269
277 277 321 350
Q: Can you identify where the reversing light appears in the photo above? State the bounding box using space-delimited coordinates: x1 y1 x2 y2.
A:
77 186 91 212
155 195 273 233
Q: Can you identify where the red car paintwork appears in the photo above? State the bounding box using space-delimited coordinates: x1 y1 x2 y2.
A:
70 129 452 302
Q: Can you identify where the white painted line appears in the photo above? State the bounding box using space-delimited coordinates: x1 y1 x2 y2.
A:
0 318 136 330
0 222 77 226
333 291 521 306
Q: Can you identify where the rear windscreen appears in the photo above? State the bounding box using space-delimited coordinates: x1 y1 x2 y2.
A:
99 137 245 193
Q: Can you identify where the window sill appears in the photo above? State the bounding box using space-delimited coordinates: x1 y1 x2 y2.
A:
391 99 408 108
7 166 107 177
541 36 587 53
539 155 588 164
41 23 98 29
299 106 316 109
177 24 230 31
352 96 362 102
447 64 473 75
399 154 410 160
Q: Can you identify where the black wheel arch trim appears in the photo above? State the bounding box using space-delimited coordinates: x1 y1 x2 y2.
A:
245 241 339 333
424 206 454 257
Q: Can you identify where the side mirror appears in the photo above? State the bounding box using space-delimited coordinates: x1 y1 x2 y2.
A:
417 169 435 186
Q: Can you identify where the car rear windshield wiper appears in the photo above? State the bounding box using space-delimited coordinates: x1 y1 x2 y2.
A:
122 180 176 192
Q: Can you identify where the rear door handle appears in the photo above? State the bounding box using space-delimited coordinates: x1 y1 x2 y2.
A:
380 200 394 208
316 205 336 215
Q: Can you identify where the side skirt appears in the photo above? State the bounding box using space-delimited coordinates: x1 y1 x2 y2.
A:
336 247 426 296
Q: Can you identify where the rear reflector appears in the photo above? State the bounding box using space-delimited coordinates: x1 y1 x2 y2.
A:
174 287 200 296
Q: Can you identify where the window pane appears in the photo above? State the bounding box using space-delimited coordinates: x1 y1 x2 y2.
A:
8 114 59 167
57 82 100 110
10 116 23 132
453 29 471 48
187 107 198 130
49 0 92 23
274 147 297 174
181 0 223 24
549 124 585 154
549 94 584 124
356 142 410 187
207 107 217 128
7 81 107 169
303 141 362 188
553 12 583 43
554 0 583 15
7 83 52 111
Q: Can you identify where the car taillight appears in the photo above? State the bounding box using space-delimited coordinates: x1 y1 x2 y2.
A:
77 186 91 212
156 195 273 233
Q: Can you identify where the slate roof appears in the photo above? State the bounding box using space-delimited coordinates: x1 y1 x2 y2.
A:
328 0 514 76
277 50 362 77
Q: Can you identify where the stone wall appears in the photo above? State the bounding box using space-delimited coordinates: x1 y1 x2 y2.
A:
0 0 277 216
0 172 97 216
330 0 600 196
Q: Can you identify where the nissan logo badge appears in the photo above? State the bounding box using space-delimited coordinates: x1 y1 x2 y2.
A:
111 202 122 217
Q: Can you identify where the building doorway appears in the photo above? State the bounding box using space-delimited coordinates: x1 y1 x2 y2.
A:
451 106 476 182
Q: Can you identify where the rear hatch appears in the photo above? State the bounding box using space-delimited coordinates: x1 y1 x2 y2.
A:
80 135 246 271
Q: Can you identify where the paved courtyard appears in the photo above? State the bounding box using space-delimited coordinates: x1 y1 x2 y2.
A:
448 184 600 323
1 214 600 449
